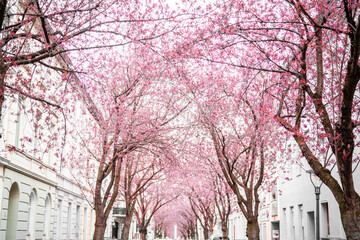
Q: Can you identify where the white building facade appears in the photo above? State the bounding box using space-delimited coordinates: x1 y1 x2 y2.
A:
0 82 97 240
278 159 360 240
0 88 59 240
0 39 96 240
54 173 95 240
228 212 247 240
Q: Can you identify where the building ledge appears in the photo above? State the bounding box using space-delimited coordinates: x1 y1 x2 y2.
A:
5 162 58 187
0 156 10 166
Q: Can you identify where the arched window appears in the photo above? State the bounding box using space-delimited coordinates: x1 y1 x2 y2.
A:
44 195 51 239
57 200 63 239
83 207 88 240
6 182 19 240
28 189 37 240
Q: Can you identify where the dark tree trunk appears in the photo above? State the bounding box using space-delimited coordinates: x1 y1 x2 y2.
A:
340 196 360 240
0 1 8 30
121 216 132 240
93 175 107 240
221 222 228 239
93 213 107 240
203 228 209 240
245 218 259 240
121 205 134 240
0 54 7 132
140 228 147 240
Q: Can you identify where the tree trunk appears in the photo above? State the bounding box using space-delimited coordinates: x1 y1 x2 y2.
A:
93 214 107 240
141 228 147 240
0 54 7 134
195 225 199 240
340 196 360 240
121 207 134 240
203 228 209 240
0 1 8 31
245 218 259 240
221 222 228 238
121 217 132 240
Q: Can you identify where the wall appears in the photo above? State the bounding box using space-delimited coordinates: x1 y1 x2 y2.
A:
277 154 360 240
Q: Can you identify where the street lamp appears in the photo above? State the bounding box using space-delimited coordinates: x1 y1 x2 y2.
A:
307 169 323 240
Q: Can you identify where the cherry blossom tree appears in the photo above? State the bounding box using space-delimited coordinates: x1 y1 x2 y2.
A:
188 190 217 240
0 0 180 141
135 181 177 240
152 160 202 240
202 97 277 240
212 175 232 239
0 0 101 124
153 213 168 239
195 155 233 239
168 56 279 240
65 43 189 240
168 145 217 240
180 161 219 240
168 0 360 237
9 0 360 239
178 210 197 240
120 152 164 240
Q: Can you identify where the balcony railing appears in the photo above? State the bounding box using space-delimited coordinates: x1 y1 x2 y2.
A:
113 207 126 215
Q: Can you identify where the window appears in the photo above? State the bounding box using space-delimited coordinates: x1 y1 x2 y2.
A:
33 109 42 159
44 195 51 238
76 205 81 239
67 203 72 239
271 186 277 201
15 95 24 147
229 219 233 240
90 210 94 239
290 206 295 240
298 205 304 240
321 202 330 236
1 95 7 152
83 207 88 240
47 122 55 165
57 200 63 238
282 208 287 239
28 190 37 240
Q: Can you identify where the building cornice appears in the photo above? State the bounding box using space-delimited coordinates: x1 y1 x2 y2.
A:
56 185 84 199
5 162 58 187
0 156 10 166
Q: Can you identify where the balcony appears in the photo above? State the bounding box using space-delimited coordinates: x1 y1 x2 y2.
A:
113 207 126 216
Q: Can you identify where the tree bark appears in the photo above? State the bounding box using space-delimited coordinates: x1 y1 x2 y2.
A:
339 196 360 240
221 222 228 239
0 1 8 30
93 172 107 240
203 228 209 240
121 206 135 240
93 213 107 240
245 218 259 240
0 53 7 132
140 228 147 240
121 217 132 240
